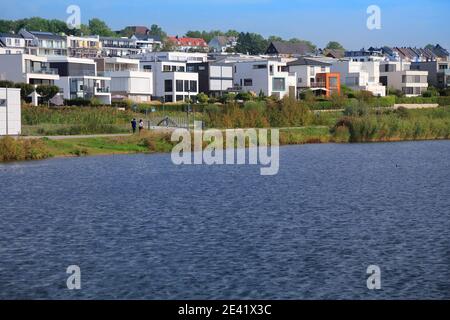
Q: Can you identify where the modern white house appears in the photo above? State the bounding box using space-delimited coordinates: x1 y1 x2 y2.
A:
287 57 341 97
48 56 111 104
233 59 297 99
139 60 198 102
0 87 21 136
380 61 428 96
0 53 60 85
331 60 386 97
96 57 153 102
131 34 163 54
186 62 234 97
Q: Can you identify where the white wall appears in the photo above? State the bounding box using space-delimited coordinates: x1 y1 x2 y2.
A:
0 54 25 83
0 88 21 136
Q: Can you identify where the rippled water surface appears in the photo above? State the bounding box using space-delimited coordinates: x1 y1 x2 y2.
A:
0 141 449 299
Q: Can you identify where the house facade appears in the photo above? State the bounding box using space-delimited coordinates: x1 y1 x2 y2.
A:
265 41 313 57
380 61 428 96
67 35 101 58
100 37 140 57
208 36 237 53
186 62 234 97
48 56 111 104
0 53 59 85
288 57 341 97
139 60 198 102
233 59 297 99
19 29 67 56
96 57 153 102
331 60 386 96
411 61 450 89
0 33 28 54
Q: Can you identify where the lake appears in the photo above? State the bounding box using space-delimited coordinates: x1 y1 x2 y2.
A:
0 141 449 299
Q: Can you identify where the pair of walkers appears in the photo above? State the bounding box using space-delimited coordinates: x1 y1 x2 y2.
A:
131 119 144 134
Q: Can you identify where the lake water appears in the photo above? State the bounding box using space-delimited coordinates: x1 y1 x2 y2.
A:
0 141 449 300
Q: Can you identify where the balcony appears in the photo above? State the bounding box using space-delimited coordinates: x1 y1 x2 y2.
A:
95 87 110 93
310 81 326 88
27 67 59 75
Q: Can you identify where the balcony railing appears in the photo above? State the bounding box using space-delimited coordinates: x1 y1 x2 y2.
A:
95 87 110 93
310 82 326 88
27 68 59 75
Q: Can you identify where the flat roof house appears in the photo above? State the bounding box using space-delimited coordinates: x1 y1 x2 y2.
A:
288 57 341 97
100 37 140 58
331 59 386 97
186 62 234 97
380 61 428 97
48 56 111 104
67 35 101 58
411 60 450 89
139 59 199 103
96 57 153 103
0 53 59 85
233 59 297 99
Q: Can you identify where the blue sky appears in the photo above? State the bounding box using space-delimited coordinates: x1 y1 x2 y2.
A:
1 0 448 50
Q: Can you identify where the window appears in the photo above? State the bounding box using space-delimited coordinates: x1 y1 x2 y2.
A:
190 80 197 92
176 80 184 92
198 66 206 71
178 66 185 72
244 79 253 86
176 95 184 102
253 64 267 69
163 65 171 72
143 65 152 71
6 38 11 45
439 64 448 70
164 80 173 92
15 39 20 46
164 95 173 103
272 78 286 91
402 87 414 95
298 78 303 84
184 80 190 92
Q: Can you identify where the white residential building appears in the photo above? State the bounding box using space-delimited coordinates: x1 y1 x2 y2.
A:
208 36 237 53
19 29 67 56
331 60 386 97
233 59 297 99
0 87 21 136
380 61 428 96
139 60 198 102
100 37 140 57
0 33 27 54
96 57 153 102
0 53 60 85
48 56 111 104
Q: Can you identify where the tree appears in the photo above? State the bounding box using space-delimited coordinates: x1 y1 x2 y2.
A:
163 38 177 51
88 18 115 37
36 85 59 103
196 93 209 104
236 32 268 55
150 24 167 39
326 41 345 50
288 38 317 51
268 36 283 42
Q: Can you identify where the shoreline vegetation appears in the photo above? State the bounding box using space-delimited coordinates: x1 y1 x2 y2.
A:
1 91 450 162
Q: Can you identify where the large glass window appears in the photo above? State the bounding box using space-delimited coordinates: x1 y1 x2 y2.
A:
272 78 286 91
184 80 190 92
164 80 173 92
176 80 184 92
190 80 197 92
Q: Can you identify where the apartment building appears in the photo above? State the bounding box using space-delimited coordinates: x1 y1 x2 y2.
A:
100 37 140 57
139 59 198 102
67 35 101 58
186 62 233 97
130 34 163 54
233 59 297 99
48 56 111 104
0 53 59 85
380 61 428 96
208 36 237 53
19 29 67 56
134 51 208 63
411 60 450 89
96 57 153 102
345 49 385 62
288 57 341 97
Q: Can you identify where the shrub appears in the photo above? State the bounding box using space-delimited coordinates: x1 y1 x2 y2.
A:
236 92 253 101
196 93 209 104
333 125 351 143
0 137 52 162
343 101 370 117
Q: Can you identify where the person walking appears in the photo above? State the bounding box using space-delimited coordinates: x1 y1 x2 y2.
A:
139 119 144 134
131 118 137 134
